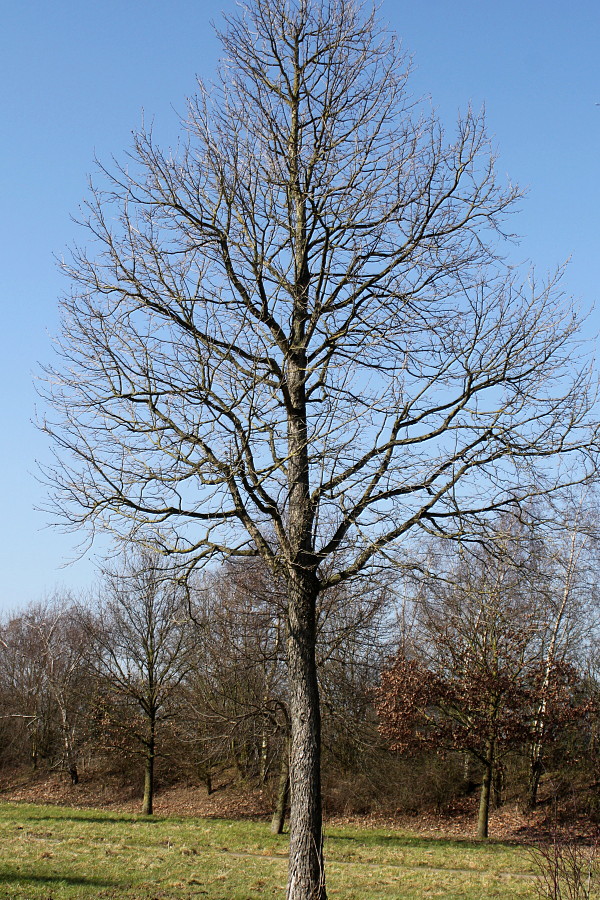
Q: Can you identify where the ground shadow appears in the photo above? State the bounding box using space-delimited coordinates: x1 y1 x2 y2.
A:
0 871 119 888
325 832 492 852
18 813 144 826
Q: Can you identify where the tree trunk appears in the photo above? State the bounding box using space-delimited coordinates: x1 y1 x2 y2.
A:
528 754 543 810
463 752 476 794
260 715 270 783
284 70 323 887
477 748 494 840
286 574 325 900
493 762 504 809
271 739 290 835
142 718 155 816
59 705 79 784
527 527 577 810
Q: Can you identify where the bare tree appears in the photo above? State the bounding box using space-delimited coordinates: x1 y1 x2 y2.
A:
0 609 53 770
28 600 90 785
377 517 590 839
184 562 288 794
528 836 600 900
84 552 191 815
0 598 90 780
42 0 598 895
184 560 390 832
526 499 600 808
317 575 393 806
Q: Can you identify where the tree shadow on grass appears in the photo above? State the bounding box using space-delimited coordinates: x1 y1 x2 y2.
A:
326 832 487 851
19 814 144 826
0 871 119 888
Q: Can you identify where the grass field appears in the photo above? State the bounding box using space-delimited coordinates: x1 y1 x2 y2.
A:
0 801 551 899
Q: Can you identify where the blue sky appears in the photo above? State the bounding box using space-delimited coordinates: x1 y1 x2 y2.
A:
1 0 598 612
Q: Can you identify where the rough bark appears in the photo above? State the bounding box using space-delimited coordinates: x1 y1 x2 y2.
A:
286 575 325 900
284 122 325 895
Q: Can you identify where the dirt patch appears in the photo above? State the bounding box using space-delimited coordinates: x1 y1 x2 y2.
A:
326 798 600 844
0 768 597 844
0 768 270 820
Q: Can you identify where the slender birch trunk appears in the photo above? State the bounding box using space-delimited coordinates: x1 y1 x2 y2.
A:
528 526 580 808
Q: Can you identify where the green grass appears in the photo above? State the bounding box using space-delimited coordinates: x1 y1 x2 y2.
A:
0 801 545 898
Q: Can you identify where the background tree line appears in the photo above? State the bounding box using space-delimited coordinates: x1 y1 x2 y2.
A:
2 502 600 842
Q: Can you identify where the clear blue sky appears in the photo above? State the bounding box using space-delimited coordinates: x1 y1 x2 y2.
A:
1 0 598 612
